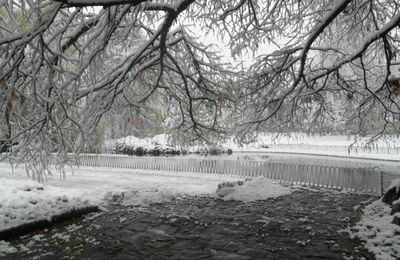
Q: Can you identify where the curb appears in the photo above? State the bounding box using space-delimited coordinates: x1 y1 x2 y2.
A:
0 206 99 240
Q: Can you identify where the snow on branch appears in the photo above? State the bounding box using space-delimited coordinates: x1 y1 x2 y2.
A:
53 0 147 7
1 0 399 171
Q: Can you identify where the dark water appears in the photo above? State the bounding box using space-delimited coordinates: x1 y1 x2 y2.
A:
185 152 400 191
208 152 399 173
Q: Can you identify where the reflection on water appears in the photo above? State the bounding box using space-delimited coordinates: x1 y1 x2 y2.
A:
209 152 400 191
185 152 399 174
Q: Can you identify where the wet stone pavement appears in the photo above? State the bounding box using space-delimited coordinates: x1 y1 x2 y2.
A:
7 188 376 260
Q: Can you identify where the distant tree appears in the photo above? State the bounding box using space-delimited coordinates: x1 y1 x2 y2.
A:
1 0 399 168
86 119 106 153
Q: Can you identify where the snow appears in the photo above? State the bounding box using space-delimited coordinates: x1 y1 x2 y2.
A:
217 177 292 202
0 240 17 256
116 134 170 150
51 232 70 243
256 216 272 226
0 177 92 232
350 200 400 260
0 162 245 236
388 178 400 194
257 133 399 147
222 133 400 160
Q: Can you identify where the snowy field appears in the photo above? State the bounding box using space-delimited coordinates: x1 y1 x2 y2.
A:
224 133 400 160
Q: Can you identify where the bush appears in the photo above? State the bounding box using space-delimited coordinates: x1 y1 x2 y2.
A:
115 143 181 156
195 147 233 155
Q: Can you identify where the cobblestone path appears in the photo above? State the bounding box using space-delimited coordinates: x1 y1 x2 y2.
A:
7 188 376 259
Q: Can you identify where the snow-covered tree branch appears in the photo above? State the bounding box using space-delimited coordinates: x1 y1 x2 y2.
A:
1 0 400 169
206 0 400 138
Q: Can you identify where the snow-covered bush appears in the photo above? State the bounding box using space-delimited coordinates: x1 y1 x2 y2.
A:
115 135 181 156
192 147 233 155
115 134 233 156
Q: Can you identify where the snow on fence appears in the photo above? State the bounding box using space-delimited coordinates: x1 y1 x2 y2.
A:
68 154 383 195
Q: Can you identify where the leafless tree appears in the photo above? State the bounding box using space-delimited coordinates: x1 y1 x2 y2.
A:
1 0 400 174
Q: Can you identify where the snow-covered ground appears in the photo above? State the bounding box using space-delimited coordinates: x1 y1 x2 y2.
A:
349 178 400 260
0 162 296 256
224 133 400 160
254 133 400 147
350 200 400 260
0 162 240 231
113 133 400 160
0 177 92 232
0 162 293 252
1 159 399 258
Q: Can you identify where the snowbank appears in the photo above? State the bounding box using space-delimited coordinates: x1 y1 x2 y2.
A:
388 178 400 194
0 177 92 232
217 177 292 202
350 200 400 260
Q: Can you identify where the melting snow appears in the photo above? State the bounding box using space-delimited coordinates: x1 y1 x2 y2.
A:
0 240 18 256
217 177 292 202
0 177 92 232
350 200 400 260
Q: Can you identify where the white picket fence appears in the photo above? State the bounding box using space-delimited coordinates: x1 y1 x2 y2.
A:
65 154 383 195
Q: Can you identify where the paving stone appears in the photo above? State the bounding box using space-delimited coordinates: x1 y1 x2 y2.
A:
147 240 171 249
6 189 374 259
237 247 271 258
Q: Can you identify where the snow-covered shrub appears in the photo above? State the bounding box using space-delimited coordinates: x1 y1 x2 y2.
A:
115 135 181 156
193 147 233 155
115 134 234 156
